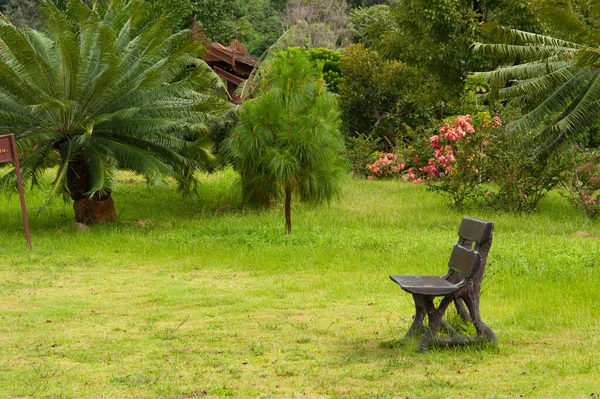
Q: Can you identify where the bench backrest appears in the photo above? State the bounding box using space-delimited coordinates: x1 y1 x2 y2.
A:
449 217 494 277
458 217 493 244
448 245 481 275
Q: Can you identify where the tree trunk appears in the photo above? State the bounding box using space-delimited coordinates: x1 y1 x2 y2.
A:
285 185 292 235
67 155 117 224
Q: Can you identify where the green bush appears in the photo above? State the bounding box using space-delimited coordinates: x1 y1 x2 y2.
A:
560 146 600 218
338 44 442 150
344 133 380 176
485 128 569 213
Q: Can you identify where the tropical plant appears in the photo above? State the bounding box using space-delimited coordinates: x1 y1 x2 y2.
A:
348 3 390 46
473 1 600 155
223 50 346 234
0 0 226 224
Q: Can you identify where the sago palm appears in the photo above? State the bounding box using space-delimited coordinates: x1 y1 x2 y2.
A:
473 0 600 155
0 0 226 223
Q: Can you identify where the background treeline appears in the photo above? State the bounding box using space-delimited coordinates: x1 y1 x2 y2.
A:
4 0 600 218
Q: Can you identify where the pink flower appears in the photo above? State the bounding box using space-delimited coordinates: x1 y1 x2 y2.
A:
429 135 441 149
482 140 489 147
491 116 502 128
367 176 373 180
487 191 493 197
522 194 528 199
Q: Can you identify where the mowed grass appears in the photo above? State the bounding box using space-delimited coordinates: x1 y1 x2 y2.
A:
1 169 599 398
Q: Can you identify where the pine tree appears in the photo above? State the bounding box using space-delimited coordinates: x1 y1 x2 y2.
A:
224 50 346 234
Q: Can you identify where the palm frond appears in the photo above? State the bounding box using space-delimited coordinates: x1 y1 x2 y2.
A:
482 23 581 48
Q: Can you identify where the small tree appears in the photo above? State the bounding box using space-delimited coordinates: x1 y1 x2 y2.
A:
224 50 346 234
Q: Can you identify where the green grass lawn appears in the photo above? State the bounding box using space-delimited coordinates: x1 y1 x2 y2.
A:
1 169 599 398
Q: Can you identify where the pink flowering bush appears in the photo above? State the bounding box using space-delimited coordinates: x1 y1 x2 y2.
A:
365 152 405 179
420 113 494 209
560 146 600 218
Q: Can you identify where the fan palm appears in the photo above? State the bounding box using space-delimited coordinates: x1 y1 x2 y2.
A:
0 0 226 223
473 1 600 155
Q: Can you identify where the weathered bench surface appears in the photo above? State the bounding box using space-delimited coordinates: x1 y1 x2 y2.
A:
389 275 460 296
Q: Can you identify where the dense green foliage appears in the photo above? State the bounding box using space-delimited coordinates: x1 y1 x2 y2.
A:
339 44 438 147
223 50 346 233
369 0 540 98
0 0 226 222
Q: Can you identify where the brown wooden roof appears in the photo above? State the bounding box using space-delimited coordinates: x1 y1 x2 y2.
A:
203 39 260 75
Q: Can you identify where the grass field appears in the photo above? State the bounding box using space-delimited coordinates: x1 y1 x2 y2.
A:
1 169 599 398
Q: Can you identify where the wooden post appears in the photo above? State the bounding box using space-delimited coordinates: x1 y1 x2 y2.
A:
0 134 32 250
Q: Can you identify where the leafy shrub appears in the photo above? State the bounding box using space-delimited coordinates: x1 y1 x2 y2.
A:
345 133 380 176
306 48 343 93
560 146 600 218
485 128 568 213
338 43 447 156
279 48 343 93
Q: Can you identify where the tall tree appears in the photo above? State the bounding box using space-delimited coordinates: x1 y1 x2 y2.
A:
223 50 346 234
192 0 235 44
234 0 282 56
282 0 352 49
0 0 41 29
0 0 226 223
367 0 541 114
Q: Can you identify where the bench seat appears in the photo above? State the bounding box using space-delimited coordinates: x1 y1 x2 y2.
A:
389 275 460 296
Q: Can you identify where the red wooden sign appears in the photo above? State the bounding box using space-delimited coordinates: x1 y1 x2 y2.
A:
0 134 32 249
0 135 14 163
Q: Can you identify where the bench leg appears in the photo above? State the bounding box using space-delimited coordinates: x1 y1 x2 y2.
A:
419 296 453 351
405 295 426 338
440 319 459 337
454 297 472 322
463 295 497 343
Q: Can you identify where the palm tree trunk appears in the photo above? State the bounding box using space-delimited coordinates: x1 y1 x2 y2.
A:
285 185 292 235
67 155 117 224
